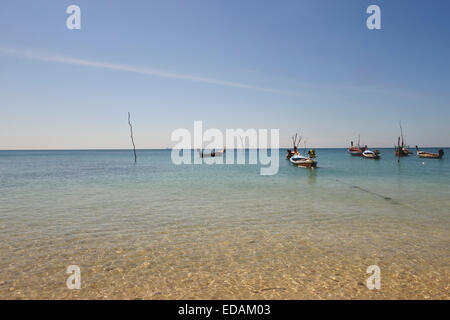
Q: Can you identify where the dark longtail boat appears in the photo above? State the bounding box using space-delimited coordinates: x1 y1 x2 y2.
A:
394 122 411 157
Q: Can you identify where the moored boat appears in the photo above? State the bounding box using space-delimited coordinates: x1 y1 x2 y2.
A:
289 154 317 168
287 133 317 168
348 146 364 156
394 122 411 157
415 146 444 159
395 146 411 157
198 148 225 158
362 149 380 159
348 137 364 156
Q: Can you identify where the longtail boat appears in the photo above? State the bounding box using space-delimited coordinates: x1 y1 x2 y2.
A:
415 146 444 159
287 133 317 168
290 154 317 168
395 122 411 157
362 149 381 159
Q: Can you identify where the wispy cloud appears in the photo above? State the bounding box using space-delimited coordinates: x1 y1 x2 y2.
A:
0 46 291 95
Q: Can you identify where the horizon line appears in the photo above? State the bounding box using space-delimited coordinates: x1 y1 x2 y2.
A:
1 146 448 151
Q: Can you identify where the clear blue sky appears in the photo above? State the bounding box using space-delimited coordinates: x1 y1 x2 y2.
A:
0 0 449 149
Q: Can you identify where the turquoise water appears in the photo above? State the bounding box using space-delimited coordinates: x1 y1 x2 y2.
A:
0 149 449 299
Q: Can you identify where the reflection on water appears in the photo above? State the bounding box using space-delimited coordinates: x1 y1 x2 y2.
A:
0 149 449 299
307 169 317 185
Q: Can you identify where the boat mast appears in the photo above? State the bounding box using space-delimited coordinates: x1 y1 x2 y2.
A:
399 121 405 147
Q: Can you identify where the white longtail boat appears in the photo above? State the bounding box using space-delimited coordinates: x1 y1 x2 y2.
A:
362 149 380 159
289 153 317 168
287 133 317 168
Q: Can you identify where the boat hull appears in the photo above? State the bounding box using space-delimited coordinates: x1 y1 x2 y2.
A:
415 147 444 159
417 152 443 159
362 150 380 159
348 148 363 156
395 148 411 157
290 156 317 168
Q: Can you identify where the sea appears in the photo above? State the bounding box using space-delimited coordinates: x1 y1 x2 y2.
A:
0 148 449 299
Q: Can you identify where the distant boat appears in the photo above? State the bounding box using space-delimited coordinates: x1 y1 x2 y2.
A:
289 154 317 168
348 146 364 156
415 146 444 159
362 149 380 159
395 144 411 157
394 122 411 157
348 136 364 156
197 148 225 158
287 133 317 168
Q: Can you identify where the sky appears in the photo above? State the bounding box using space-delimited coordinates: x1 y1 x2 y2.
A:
0 0 449 149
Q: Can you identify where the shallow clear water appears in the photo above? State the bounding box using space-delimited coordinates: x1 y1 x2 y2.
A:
0 149 449 299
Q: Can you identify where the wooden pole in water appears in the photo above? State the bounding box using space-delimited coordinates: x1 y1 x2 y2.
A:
128 112 137 164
